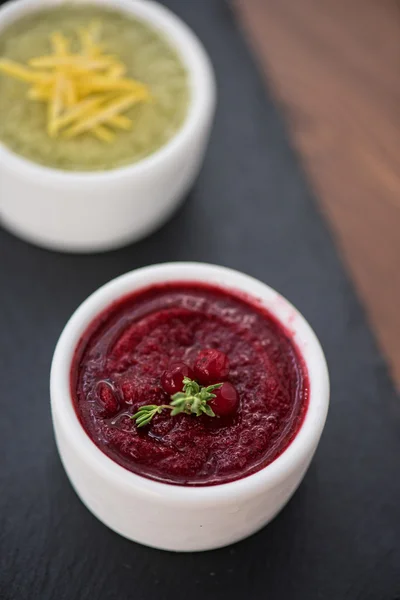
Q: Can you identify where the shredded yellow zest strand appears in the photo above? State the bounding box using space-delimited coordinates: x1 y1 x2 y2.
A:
0 21 150 142
0 59 52 83
48 71 65 136
110 115 133 130
52 97 104 131
93 125 115 142
51 31 70 56
64 93 140 137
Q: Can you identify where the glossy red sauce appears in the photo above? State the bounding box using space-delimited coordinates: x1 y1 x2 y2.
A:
71 282 309 486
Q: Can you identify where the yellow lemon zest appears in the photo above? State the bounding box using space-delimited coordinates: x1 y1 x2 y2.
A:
64 93 139 138
0 59 52 83
48 72 66 136
0 21 150 142
50 31 70 56
27 82 53 100
109 115 132 130
80 75 150 95
52 96 105 131
28 56 116 70
64 77 77 106
78 27 95 57
107 64 127 78
92 125 115 142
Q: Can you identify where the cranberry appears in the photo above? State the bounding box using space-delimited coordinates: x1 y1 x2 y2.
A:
161 362 194 395
194 349 230 384
209 382 239 417
97 381 120 417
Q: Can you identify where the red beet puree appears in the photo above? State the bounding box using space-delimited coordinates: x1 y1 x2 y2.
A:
71 282 309 486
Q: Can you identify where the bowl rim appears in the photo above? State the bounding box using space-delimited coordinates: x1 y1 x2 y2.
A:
0 0 215 181
50 262 330 504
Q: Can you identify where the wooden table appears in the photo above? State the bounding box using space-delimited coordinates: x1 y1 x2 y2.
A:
236 0 400 385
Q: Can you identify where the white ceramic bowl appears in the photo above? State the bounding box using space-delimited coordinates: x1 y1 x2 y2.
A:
50 262 330 552
0 0 216 252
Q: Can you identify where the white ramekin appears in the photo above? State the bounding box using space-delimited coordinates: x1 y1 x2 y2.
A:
50 262 330 552
0 0 216 252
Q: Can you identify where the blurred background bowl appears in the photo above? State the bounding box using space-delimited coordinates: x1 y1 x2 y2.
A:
0 0 216 253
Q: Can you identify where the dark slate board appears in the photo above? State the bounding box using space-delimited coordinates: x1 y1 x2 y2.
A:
1 1 400 598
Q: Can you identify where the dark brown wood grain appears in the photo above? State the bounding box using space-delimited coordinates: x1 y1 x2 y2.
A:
236 0 400 385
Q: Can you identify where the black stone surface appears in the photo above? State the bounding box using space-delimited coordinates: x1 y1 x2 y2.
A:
1 1 400 598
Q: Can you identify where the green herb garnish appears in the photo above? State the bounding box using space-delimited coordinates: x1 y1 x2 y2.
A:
131 376 222 428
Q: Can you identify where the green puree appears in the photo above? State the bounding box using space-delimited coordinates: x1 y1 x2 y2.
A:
0 5 189 171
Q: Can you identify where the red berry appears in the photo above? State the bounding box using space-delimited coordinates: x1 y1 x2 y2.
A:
161 362 194 395
194 349 230 384
209 382 239 417
97 381 120 417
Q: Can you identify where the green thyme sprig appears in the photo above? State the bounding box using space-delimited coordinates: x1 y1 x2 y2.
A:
132 404 168 428
131 376 222 428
